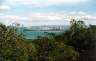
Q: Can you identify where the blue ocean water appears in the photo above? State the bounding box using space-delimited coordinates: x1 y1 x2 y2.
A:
17 25 69 39
23 31 45 39
22 31 63 39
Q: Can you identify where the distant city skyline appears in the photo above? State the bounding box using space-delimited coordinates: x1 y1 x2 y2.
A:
0 0 96 26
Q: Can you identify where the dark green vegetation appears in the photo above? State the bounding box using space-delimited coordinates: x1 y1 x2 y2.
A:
0 19 96 61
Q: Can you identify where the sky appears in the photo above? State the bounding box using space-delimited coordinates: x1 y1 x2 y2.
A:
0 0 96 26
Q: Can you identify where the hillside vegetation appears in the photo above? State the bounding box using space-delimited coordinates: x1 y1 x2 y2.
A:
0 19 96 61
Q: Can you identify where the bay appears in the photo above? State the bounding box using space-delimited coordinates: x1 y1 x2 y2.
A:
22 31 63 39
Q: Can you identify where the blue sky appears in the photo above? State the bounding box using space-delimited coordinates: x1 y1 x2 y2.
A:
0 0 96 26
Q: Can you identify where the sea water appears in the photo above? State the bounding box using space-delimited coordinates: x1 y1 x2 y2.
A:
22 31 63 39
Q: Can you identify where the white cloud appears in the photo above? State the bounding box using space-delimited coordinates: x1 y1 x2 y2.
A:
81 15 96 20
0 11 96 26
4 0 89 7
69 11 87 15
28 12 64 21
0 5 10 12
0 14 28 25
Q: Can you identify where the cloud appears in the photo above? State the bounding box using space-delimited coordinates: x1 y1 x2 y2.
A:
27 12 96 26
0 5 10 12
4 0 89 7
28 12 64 21
81 15 96 20
0 14 28 25
0 11 96 26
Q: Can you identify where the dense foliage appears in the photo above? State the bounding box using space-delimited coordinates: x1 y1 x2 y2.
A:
0 19 96 61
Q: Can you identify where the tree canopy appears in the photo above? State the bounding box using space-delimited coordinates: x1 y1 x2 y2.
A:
0 19 96 61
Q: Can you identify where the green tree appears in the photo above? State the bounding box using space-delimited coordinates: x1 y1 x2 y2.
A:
0 23 37 61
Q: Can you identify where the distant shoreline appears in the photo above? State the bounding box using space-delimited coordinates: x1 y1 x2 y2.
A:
23 30 65 31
